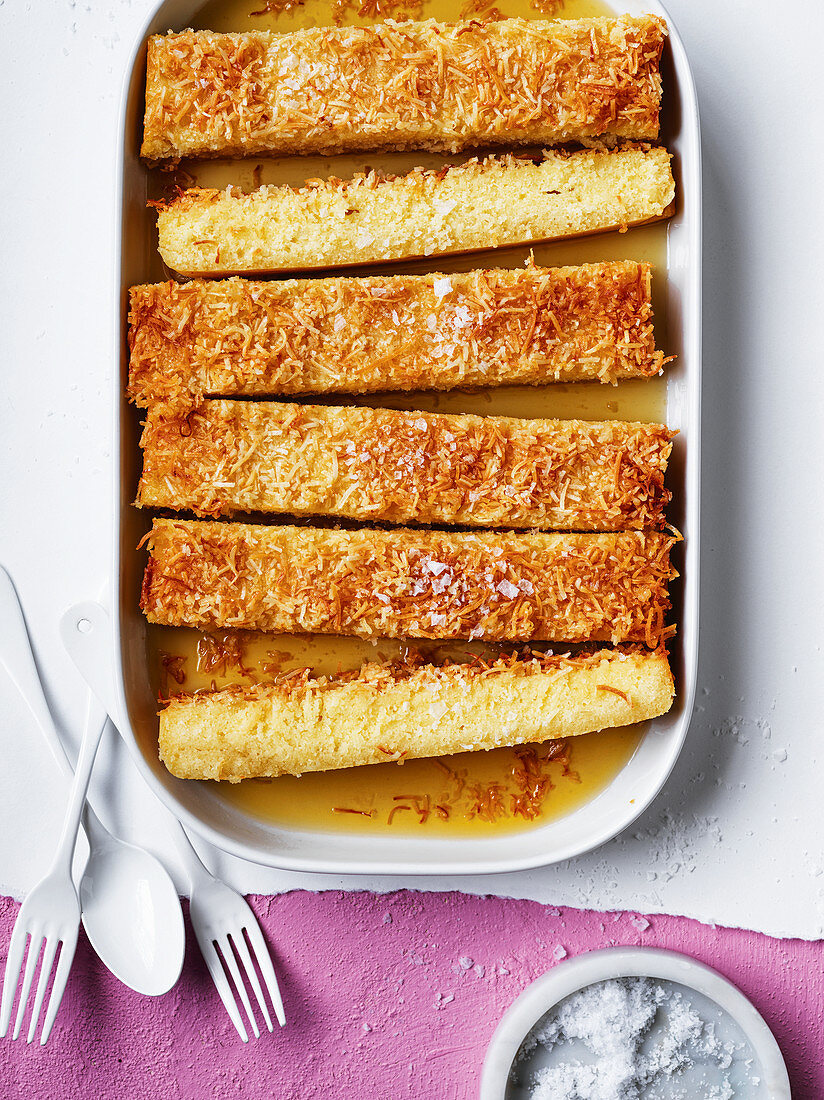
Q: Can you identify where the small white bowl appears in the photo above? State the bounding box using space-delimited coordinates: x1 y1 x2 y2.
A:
480 947 791 1099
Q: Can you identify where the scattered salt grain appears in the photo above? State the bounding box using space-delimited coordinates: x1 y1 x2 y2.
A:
458 956 474 970
629 915 651 931
552 945 568 961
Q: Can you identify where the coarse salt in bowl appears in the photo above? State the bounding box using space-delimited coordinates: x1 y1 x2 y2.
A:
480 947 790 1100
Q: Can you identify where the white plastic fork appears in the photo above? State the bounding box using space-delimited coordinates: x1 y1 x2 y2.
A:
59 599 286 1041
0 694 105 1044
170 825 285 1042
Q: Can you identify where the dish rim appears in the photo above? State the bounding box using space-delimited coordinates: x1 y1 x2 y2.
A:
110 0 702 876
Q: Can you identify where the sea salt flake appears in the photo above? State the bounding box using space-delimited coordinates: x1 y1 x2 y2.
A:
552 945 568 961
497 579 520 599
423 559 447 577
432 277 452 300
458 956 474 970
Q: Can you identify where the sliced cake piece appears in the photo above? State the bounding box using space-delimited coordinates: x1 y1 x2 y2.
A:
155 146 675 276
158 646 675 781
140 520 678 645
137 401 675 531
142 16 666 160
127 262 668 410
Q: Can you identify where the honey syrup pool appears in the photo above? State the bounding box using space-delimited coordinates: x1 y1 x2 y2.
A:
142 0 668 836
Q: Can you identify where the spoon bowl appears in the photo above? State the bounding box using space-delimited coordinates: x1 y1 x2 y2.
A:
80 816 184 996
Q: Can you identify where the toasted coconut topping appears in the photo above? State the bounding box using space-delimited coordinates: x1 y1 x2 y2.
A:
459 0 507 21
250 0 306 16
127 261 669 411
142 16 666 160
137 401 675 532
330 0 426 22
140 519 679 644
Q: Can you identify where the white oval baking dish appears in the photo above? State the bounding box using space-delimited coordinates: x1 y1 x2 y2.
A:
111 0 701 874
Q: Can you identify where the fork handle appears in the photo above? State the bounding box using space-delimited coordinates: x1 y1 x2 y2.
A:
49 693 107 876
0 566 72 771
0 567 114 838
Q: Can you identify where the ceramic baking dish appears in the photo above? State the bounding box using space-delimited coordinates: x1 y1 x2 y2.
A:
111 0 701 874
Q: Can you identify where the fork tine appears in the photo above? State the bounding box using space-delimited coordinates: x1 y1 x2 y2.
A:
243 921 286 1026
26 938 58 1044
12 934 43 1040
200 939 249 1042
39 937 75 1046
0 923 32 1037
231 932 272 1033
219 938 260 1039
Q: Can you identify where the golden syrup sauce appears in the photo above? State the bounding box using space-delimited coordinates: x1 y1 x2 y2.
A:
150 625 646 836
195 0 611 34
142 0 667 836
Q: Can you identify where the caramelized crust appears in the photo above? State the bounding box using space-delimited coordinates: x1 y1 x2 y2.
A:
128 261 667 410
155 146 676 275
158 646 675 781
142 16 666 160
137 401 675 531
140 520 678 644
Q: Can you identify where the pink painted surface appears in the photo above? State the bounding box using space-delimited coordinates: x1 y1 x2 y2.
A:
0 891 820 1099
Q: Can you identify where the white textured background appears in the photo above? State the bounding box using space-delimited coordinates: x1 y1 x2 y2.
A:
1 0 823 938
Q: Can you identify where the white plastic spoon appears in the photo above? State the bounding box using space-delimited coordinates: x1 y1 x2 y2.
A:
0 566 184 996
